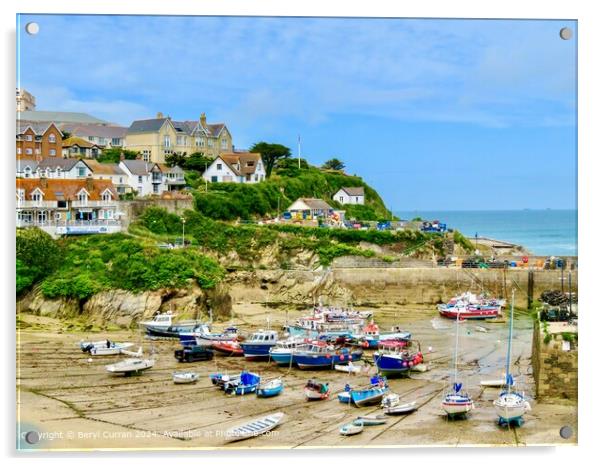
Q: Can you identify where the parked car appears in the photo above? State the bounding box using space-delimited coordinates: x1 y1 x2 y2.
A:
175 345 214 362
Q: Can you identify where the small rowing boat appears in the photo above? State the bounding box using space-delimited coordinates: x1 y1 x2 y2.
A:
80 340 134 356
334 362 362 374
340 420 363 436
210 373 240 390
256 378 284 398
225 412 285 442
384 401 418 415
353 414 387 426
105 358 154 376
304 379 330 401
173 371 199 384
211 341 244 356
224 371 261 395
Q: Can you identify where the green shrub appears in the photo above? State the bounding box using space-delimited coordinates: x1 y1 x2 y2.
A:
16 228 61 294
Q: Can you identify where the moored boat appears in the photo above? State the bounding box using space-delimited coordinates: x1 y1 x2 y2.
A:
224 412 285 442
268 337 308 365
384 401 418 415
173 371 199 384
353 414 387 426
139 311 203 338
210 372 240 390
340 420 363 436
211 340 244 356
304 379 330 400
293 343 363 370
334 362 362 374
350 375 388 407
373 340 423 377
105 358 154 376
224 371 261 395
256 378 284 398
240 330 279 360
179 324 238 347
80 340 134 356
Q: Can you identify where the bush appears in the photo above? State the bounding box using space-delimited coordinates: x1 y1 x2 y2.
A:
16 228 61 294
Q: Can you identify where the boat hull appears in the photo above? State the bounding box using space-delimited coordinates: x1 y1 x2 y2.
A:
240 343 277 360
441 394 474 415
350 387 388 407
494 393 530 422
212 342 243 356
269 352 293 365
256 381 283 398
143 323 199 338
373 353 420 376
304 388 330 400
295 351 362 369
438 308 499 320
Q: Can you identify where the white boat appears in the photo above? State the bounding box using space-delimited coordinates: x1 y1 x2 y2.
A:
381 393 400 408
139 311 203 338
441 308 474 417
224 412 285 442
334 362 362 374
80 340 134 355
173 371 199 384
105 358 154 375
493 291 531 425
480 377 509 388
353 414 387 426
384 401 418 415
340 420 363 436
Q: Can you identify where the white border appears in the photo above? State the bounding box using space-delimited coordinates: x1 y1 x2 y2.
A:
2 0 600 464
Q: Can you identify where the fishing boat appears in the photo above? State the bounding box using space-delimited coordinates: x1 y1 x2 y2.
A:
224 371 261 395
438 292 504 320
256 378 284 398
173 371 199 384
334 362 362 374
179 325 238 347
240 330 279 360
352 322 412 349
304 379 330 400
80 340 134 355
285 306 368 339
105 358 154 376
384 401 418 415
268 337 308 365
139 311 204 338
210 373 241 390
353 414 387 426
211 340 244 356
340 420 363 436
373 340 423 377
493 291 531 426
441 310 474 418
349 375 388 407
225 412 285 443
293 343 363 369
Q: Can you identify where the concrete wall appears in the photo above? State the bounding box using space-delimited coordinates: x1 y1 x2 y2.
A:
532 320 578 400
121 198 194 228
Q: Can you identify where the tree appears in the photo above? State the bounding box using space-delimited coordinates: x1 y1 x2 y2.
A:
182 153 213 173
97 148 139 163
322 158 345 171
16 227 61 294
61 130 72 140
249 142 291 178
165 153 186 167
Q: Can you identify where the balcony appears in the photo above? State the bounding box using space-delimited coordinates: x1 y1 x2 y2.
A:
17 219 122 237
17 200 57 209
166 178 186 185
72 200 117 208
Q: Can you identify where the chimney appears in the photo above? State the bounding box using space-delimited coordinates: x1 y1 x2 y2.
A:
86 176 94 193
200 112 207 127
157 112 164 119
120 151 125 161
40 177 48 189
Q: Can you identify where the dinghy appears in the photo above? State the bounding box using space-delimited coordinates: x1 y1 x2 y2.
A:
353 414 387 426
256 378 284 398
80 340 134 356
350 375 388 407
105 358 154 376
334 362 362 374
225 412 285 442
210 373 240 390
480 378 508 388
212 341 244 357
304 380 330 400
340 420 363 436
224 371 261 395
173 371 199 384
384 401 418 415
381 393 400 408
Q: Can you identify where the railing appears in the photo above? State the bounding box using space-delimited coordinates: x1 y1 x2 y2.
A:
17 200 57 208
17 219 122 228
72 200 117 208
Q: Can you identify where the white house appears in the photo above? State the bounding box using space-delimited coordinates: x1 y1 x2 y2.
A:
333 186 365 205
287 198 334 220
16 157 93 180
202 152 266 184
118 159 165 197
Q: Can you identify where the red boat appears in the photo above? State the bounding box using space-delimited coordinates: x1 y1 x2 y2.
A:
438 306 500 320
211 341 244 356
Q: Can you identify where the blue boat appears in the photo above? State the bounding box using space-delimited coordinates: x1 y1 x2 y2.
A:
224 371 261 395
210 372 240 390
373 340 422 377
268 338 307 366
256 378 284 398
240 330 279 360
293 343 363 369
349 376 389 407
338 383 352 403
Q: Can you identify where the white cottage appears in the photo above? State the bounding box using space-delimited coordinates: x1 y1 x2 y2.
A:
202 152 266 184
333 186 365 205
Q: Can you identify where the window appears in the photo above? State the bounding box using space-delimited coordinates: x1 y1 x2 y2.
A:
31 192 42 202
111 138 121 146
102 191 112 202
119 177 123 183
49 149 56 156
17 189 24 201
221 138 227 149
54 213 61 220
138 175 143 183
339 196 344 202
37 211 47 223
57 200 67 208
48 134 56 143
164 135 171 147
217 163 222 171
25 148 32 155
78 191 88 203
24 167 31 178
153 184 159 193
142 150 151 162
26 134 33 142
196 137 205 147
99 137 106 145
17 148 21 155
176 136 186 145
77 167 86 177
88 136 95 142
45 168 51 178
211 176 218 183
208 139 214 148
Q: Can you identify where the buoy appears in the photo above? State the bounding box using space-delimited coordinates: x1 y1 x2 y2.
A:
428 346 433 353
87 358 93 363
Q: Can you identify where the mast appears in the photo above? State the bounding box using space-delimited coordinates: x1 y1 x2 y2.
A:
453 309 460 385
504 289 515 390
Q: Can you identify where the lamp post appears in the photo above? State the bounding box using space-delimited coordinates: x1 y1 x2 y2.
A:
181 217 186 248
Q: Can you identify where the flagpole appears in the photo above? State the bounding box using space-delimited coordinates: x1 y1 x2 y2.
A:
297 134 301 169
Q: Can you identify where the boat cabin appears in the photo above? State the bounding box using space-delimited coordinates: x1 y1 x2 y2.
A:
247 330 278 343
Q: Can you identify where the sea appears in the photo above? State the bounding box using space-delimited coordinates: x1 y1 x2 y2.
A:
394 209 577 257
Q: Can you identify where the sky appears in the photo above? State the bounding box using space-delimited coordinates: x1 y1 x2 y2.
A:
17 15 577 210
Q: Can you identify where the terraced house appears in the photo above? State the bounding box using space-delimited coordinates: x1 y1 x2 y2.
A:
125 112 233 163
16 121 63 159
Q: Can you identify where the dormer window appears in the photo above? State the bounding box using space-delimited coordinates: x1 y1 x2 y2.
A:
17 189 24 201
31 191 43 202
78 191 88 203
102 191 112 202
48 134 56 143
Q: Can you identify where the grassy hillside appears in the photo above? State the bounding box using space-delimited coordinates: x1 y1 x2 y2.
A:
192 159 393 221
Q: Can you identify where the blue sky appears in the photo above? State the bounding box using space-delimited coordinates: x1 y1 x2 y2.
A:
17 15 577 210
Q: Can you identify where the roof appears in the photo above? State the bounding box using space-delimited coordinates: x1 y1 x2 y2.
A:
85 160 126 175
16 120 61 136
290 198 333 211
62 136 99 148
37 158 87 171
16 157 39 172
339 186 365 197
16 178 118 201
60 123 127 139
127 118 169 134
157 163 184 174
120 159 158 175
17 111 108 125
171 120 196 134
219 152 262 176
205 123 225 137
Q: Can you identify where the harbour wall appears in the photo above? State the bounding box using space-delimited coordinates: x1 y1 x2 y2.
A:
531 320 578 400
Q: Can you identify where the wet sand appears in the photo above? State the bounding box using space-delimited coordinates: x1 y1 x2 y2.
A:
16 306 577 450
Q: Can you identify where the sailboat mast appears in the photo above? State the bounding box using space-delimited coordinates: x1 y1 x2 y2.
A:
504 290 515 389
453 309 460 385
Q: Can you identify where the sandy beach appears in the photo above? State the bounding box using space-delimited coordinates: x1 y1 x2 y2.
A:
16 305 577 450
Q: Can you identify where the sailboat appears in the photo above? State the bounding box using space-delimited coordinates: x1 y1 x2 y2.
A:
441 309 474 418
493 290 531 426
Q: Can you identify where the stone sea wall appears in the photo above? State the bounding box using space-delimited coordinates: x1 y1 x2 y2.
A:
531 320 578 400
